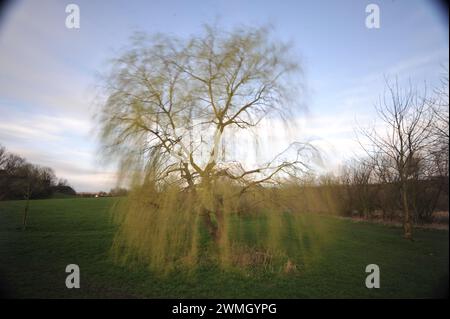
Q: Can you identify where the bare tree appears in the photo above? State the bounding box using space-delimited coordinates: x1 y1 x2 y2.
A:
358 78 434 240
430 69 449 194
11 164 56 229
0 145 7 168
98 26 315 244
431 69 449 150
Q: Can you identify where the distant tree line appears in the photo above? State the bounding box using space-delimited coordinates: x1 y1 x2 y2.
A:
75 188 128 198
108 187 129 197
0 144 76 201
285 164 448 224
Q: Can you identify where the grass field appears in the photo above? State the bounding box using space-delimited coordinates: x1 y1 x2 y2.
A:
0 197 448 298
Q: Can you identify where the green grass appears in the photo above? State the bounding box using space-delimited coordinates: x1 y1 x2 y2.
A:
0 197 448 298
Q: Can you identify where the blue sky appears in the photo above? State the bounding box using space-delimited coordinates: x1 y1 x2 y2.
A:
0 0 448 191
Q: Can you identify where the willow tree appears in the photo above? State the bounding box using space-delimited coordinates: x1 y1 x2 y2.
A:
98 25 317 270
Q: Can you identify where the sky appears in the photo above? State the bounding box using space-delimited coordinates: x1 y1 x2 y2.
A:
0 0 448 192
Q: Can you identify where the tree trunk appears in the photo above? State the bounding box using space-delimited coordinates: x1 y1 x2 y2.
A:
202 209 219 241
214 199 224 243
201 193 224 244
401 182 413 240
23 185 30 231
